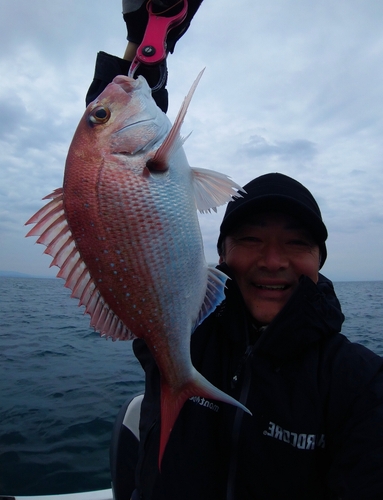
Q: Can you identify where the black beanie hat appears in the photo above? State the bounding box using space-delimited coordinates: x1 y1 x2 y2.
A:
217 173 328 268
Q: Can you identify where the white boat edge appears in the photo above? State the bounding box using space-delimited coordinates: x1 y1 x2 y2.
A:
0 488 113 500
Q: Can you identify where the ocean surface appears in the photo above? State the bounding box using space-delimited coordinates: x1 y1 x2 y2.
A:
1 277 383 496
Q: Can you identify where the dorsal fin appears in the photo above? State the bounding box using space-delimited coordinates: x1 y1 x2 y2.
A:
146 69 205 172
25 190 133 341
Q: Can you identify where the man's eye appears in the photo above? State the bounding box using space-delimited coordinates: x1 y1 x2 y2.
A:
239 236 262 243
288 239 311 246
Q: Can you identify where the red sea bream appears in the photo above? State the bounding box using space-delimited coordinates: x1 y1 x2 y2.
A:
26 72 250 466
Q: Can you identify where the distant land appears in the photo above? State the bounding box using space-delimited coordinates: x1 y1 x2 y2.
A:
0 270 54 279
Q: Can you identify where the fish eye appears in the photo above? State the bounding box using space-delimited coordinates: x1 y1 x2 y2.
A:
89 106 111 124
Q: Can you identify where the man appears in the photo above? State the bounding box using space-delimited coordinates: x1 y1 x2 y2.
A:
131 173 383 499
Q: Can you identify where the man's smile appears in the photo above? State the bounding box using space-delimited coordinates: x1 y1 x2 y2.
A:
253 283 290 291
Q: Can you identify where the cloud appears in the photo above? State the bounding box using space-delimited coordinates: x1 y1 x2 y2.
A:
239 135 317 162
0 0 383 282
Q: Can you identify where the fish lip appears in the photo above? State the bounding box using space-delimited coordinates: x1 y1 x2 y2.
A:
113 74 145 93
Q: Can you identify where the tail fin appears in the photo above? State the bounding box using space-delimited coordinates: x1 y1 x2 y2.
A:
159 369 251 469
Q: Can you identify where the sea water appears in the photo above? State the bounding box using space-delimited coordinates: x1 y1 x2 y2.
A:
0 277 144 495
0 277 382 495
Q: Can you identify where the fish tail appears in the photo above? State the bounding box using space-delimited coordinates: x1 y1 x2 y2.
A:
159 371 251 469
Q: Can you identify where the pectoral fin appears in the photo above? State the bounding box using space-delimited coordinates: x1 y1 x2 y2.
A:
192 167 245 213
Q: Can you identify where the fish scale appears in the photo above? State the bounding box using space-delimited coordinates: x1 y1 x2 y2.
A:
26 72 250 467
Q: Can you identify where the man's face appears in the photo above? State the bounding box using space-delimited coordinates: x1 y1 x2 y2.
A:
219 212 320 325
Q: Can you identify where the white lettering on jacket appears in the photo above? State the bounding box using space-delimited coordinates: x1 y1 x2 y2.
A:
263 421 325 450
189 396 220 412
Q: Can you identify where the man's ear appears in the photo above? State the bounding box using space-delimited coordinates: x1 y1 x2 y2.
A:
218 237 225 264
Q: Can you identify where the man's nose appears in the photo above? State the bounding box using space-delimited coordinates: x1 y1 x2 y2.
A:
257 243 288 271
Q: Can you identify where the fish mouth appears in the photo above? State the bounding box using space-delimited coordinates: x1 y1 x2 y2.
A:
114 75 143 93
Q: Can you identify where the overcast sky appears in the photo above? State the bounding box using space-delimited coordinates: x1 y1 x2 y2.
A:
1 0 382 281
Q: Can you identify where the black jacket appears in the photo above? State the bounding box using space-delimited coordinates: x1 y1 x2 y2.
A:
133 271 383 499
